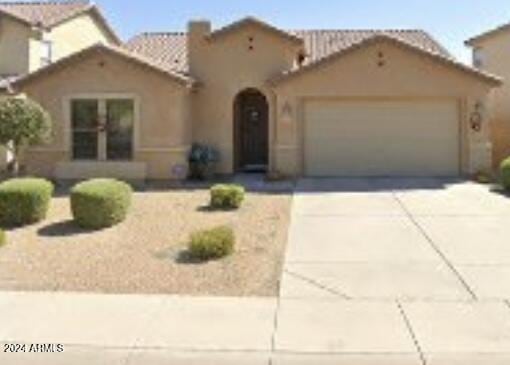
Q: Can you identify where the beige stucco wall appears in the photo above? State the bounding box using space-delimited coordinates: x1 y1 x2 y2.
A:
29 13 116 72
469 34 510 167
0 16 31 75
21 50 191 180
189 23 301 173
272 41 495 176
29 13 117 73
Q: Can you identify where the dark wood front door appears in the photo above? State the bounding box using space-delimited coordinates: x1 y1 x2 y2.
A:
235 89 269 172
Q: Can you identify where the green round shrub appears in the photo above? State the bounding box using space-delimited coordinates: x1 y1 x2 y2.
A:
0 229 5 246
501 157 510 190
71 178 133 229
210 184 245 209
189 226 235 260
0 178 53 227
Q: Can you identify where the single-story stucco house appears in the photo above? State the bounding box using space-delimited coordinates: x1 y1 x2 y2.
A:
9 17 502 180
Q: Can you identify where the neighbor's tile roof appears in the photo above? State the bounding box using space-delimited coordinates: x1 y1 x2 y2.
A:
124 29 451 76
0 0 91 28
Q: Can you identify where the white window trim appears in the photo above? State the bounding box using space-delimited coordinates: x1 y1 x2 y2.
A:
473 48 484 68
40 39 53 66
63 93 141 159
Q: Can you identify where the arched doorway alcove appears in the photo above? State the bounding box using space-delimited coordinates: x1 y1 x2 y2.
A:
233 88 269 172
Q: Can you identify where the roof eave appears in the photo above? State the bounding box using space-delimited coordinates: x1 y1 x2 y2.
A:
11 44 196 91
0 9 32 27
465 23 510 47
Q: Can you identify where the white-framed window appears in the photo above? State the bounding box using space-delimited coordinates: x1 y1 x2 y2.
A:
40 40 53 67
473 48 485 68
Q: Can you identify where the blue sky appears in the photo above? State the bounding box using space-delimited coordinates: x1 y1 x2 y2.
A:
13 1 510 63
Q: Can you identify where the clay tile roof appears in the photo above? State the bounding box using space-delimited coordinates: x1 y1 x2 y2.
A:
291 29 452 65
12 43 197 90
124 32 189 75
0 0 91 28
125 28 452 77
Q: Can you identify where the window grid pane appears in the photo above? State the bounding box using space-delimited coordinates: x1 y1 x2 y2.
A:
72 131 98 160
72 100 100 160
106 99 134 161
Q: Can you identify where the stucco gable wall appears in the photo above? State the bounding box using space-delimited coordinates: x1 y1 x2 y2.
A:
272 42 494 176
275 42 492 96
191 24 300 173
0 16 30 75
21 52 191 179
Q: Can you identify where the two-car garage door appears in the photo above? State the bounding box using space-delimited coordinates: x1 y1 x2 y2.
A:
304 100 460 176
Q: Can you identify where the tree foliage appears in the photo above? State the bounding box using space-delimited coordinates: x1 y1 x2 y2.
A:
0 97 52 173
0 97 52 148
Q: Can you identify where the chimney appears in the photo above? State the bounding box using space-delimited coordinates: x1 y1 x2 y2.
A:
187 20 211 76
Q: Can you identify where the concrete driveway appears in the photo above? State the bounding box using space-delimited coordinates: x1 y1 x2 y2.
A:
281 177 510 301
275 178 510 364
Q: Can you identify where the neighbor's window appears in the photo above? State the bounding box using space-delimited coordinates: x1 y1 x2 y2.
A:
40 40 53 67
71 98 134 161
473 48 485 68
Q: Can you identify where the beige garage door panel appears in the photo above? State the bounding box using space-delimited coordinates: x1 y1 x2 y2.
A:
304 100 459 176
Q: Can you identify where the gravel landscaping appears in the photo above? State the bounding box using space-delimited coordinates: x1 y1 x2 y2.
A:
0 184 292 297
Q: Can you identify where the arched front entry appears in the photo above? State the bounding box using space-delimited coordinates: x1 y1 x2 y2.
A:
233 89 269 172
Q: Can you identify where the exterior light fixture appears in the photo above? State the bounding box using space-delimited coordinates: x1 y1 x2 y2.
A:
281 102 293 125
282 102 292 116
470 101 484 132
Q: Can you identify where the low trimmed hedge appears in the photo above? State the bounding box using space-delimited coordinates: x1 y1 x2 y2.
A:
501 157 510 191
71 178 133 229
210 184 245 209
189 226 235 260
0 178 53 227
0 229 5 246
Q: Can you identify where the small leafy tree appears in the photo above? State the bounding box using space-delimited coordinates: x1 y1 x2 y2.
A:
0 97 52 175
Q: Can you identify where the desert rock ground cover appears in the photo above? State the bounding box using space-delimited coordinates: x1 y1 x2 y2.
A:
0 186 291 297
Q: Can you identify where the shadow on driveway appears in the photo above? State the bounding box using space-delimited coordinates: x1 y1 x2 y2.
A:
296 177 469 193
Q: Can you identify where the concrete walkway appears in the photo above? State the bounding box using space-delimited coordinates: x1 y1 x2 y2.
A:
3 178 510 364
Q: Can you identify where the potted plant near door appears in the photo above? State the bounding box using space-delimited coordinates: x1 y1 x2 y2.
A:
188 143 219 180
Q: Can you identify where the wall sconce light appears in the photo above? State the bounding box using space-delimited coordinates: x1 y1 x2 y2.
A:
281 102 293 124
470 101 484 132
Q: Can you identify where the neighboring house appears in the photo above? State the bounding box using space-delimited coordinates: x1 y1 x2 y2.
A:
10 17 501 180
0 0 119 83
0 0 120 170
466 24 510 167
